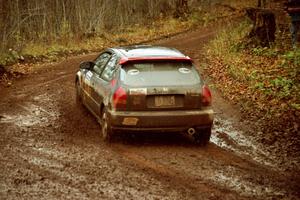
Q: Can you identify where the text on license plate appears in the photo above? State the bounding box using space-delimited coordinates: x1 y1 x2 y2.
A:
154 96 175 107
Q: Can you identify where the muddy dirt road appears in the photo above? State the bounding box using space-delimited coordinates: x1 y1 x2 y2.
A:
0 28 299 200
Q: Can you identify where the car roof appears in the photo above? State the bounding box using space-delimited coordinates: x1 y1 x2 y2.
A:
113 45 186 58
110 45 192 65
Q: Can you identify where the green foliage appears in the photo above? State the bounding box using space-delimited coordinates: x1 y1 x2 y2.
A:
282 50 300 65
251 47 265 56
0 53 16 66
251 47 279 57
230 41 246 53
254 77 295 99
270 77 294 98
291 103 300 110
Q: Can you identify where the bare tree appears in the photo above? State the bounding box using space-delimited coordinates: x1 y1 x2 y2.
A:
0 0 214 53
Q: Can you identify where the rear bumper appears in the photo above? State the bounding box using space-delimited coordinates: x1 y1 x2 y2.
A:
107 108 214 132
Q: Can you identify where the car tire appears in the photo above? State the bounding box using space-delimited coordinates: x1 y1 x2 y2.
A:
75 80 82 105
101 109 113 142
193 128 211 146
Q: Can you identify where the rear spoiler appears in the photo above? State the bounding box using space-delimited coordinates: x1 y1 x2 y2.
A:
119 56 193 65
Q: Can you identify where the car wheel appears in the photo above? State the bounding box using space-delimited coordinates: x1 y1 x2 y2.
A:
193 128 211 146
75 80 82 104
101 109 113 142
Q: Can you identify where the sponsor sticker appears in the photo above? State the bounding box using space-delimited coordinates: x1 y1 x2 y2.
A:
86 71 93 81
129 88 147 95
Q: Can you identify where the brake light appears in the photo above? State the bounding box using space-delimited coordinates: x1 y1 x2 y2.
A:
202 85 212 106
113 87 127 110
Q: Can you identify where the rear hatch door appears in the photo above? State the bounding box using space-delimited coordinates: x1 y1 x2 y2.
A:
121 61 203 111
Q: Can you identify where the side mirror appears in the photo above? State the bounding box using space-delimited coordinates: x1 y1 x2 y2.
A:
79 61 94 70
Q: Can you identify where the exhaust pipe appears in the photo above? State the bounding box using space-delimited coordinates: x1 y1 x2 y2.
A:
187 128 196 136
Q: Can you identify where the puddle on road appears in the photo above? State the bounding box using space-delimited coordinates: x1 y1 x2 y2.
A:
30 156 64 169
211 116 279 169
0 94 59 127
208 167 286 198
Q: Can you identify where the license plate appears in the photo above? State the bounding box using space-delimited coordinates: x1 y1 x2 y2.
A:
154 96 175 107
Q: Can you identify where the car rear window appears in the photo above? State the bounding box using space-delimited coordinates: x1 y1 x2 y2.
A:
120 61 201 87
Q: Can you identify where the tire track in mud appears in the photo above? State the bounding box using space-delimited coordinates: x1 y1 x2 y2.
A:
110 142 298 200
111 144 252 200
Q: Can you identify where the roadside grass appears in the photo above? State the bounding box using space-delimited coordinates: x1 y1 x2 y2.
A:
204 19 300 142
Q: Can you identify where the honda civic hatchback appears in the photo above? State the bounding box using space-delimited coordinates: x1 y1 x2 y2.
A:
75 45 213 145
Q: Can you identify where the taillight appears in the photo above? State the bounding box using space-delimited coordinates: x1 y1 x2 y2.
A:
113 87 127 110
202 85 212 106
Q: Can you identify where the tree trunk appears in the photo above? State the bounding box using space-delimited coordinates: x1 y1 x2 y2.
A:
246 8 276 47
257 0 266 8
174 0 189 19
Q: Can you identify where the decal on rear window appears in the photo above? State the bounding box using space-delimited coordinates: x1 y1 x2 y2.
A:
178 67 191 74
127 69 139 75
